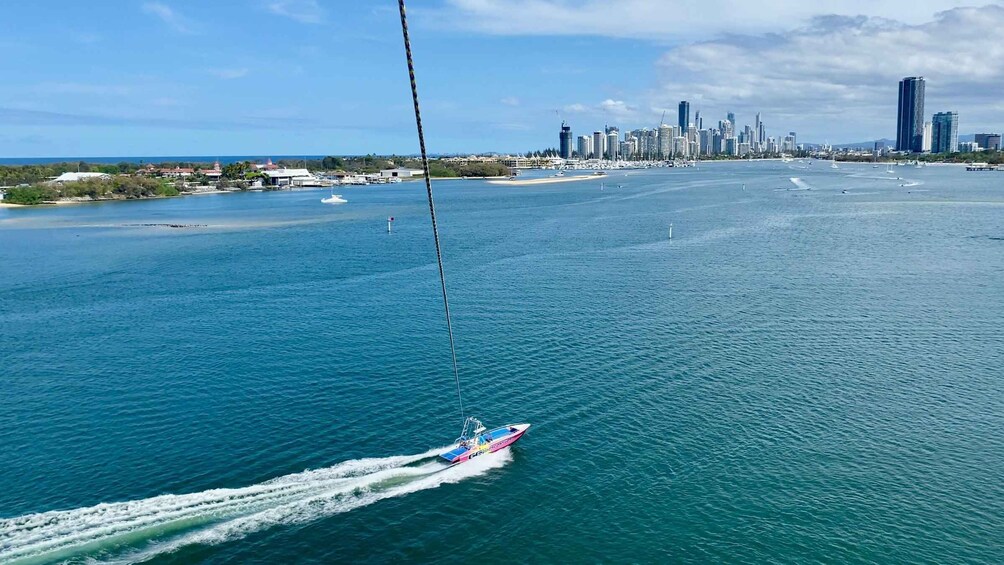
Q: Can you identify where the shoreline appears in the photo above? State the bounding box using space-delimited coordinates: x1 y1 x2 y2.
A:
487 175 603 186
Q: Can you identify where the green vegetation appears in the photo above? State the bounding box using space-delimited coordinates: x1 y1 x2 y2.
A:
836 151 1004 164
3 177 179 205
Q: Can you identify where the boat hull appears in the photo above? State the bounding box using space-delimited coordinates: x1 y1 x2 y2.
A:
439 423 530 464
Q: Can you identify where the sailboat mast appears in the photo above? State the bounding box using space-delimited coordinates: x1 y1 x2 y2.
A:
397 0 465 425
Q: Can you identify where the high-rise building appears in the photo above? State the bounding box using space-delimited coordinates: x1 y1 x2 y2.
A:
897 77 926 152
727 112 736 128
606 128 619 160
559 121 573 159
694 110 703 130
922 122 932 152
975 133 1001 151
592 131 605 160
577 135 592 158
931 111 958 153
678 101 690 131
658 124 673 158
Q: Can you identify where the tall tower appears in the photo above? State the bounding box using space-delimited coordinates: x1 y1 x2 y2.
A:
592 131 605 160
559 121 573 159
931 111 958 153
678 101 690 131
897 77 926 152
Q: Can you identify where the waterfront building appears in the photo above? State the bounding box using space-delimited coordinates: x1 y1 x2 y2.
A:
559 121 573 159
678 101 690 131
727 112 736 127
958 141 978 152
592 131 605 160
577 135 592 159
897 76 926 152
699 129 712 156
922 122 933 152
931 111 958 153
725 137 738 155
606 128 619 160
646 129 658 159
658 124 673 158
694 110 703 130
673 136 687 157
975 133 1001 151
782 133 797 153
738 142 750 156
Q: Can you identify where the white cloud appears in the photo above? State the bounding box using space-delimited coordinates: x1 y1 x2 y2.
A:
599 99 636 118
210 68 250 80
646 6 1004 140
564 100 638 119
440 0 963 40
267 0 325 24
142 2 194 34
500 96 520 106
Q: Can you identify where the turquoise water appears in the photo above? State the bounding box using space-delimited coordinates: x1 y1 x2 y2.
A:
1 162 1002 563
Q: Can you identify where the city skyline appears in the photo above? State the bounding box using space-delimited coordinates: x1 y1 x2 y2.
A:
2 2 1004 156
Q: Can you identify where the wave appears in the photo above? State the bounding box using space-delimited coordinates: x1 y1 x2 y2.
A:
0 448 511 564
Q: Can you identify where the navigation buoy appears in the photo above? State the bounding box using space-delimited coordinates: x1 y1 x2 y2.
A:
387 216 394 233
668 223 673 240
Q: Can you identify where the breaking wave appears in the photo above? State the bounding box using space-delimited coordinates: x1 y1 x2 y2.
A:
0 448 511 564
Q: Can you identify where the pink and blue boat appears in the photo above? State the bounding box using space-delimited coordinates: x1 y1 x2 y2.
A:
439 417 530 464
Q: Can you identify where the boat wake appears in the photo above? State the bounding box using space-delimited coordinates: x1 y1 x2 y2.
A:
787 177 812 190
0 448 511 564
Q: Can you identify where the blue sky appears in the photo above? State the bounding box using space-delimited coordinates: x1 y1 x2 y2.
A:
0 1 1000 157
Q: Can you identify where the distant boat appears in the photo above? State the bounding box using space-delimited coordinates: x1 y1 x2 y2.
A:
830 159 839 169
592 171 607 176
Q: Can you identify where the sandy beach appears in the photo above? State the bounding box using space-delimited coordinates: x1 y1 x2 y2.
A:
487 175 603 186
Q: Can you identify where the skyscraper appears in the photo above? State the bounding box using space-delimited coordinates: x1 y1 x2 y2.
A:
678 101 690 131
559 121 573 159
577 135 592 158
592 131 605 160
694 110 702 130
897 77 926 152
931 111 958 153
605 127 619 160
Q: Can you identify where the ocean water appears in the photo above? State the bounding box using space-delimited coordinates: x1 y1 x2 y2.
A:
1 162 1002 564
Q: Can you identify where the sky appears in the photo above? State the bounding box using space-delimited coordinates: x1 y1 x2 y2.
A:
1 0 1002 157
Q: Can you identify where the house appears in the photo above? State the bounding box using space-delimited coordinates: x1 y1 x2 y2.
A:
379 168 422 179
263 168 319 187
203 161 223 180
48 172 111 183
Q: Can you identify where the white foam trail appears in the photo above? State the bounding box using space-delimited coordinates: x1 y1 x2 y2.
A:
788 177 811 190
1 448 511 564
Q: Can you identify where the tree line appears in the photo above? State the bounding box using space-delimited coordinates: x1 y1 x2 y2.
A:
3 177 179 205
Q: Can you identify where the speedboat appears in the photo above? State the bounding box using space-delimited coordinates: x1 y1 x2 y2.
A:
439 417 530 464
321 193 347 204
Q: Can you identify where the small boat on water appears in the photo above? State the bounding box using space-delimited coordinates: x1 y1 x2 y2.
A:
439 417 530 464
593 171 607 176
321 193 347 204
